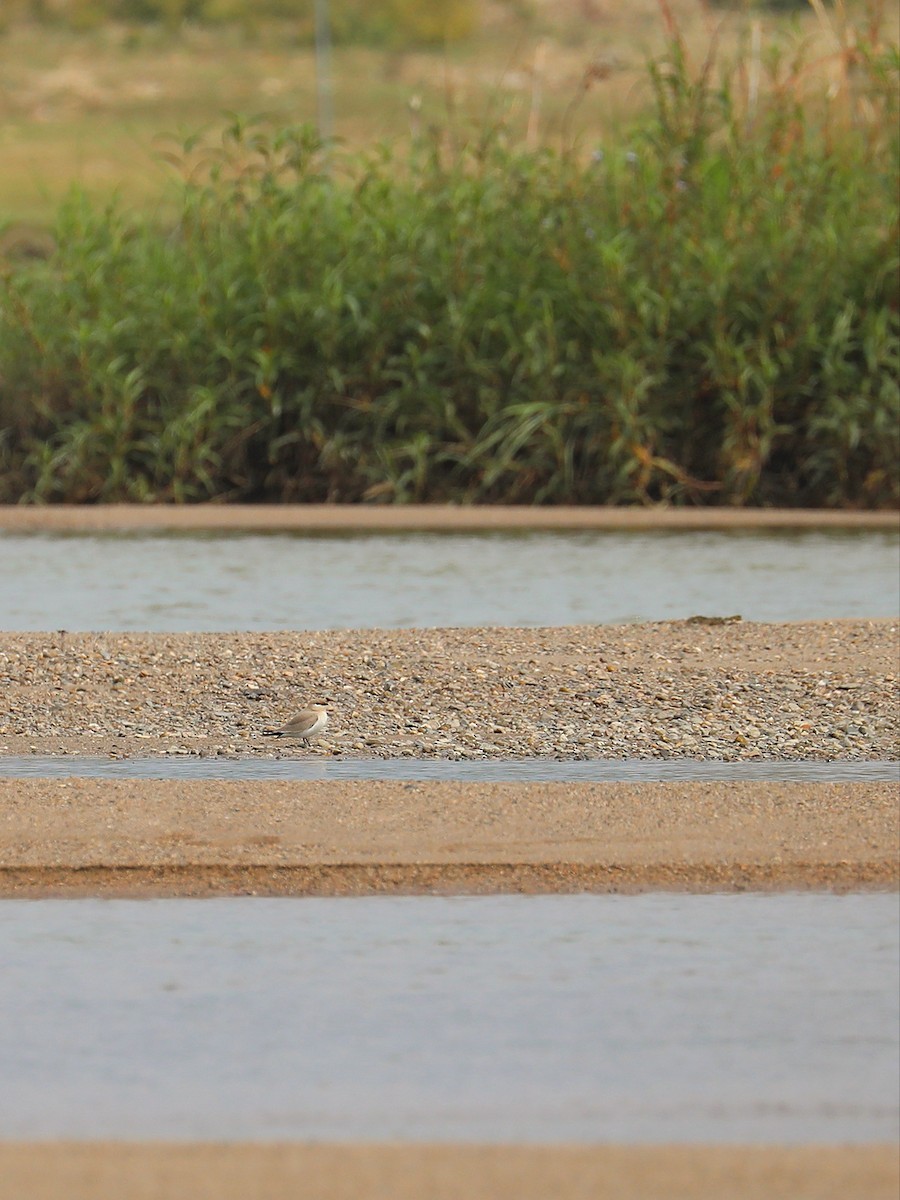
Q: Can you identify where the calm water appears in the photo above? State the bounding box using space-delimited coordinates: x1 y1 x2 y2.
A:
1 529 897 630
0 757 896 782
0 894 896 1144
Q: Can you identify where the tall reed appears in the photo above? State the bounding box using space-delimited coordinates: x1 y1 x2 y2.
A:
0 11 896 506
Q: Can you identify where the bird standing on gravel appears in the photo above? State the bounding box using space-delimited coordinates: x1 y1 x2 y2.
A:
263 705 329 743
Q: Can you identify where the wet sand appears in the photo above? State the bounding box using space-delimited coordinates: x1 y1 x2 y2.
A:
0 1143 896 1200
0 778 896 896
0 501 896 532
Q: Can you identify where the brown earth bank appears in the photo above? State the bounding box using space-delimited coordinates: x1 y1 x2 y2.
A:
0 621 897 760
0 779 896 897
0 1143 896 1200
0 502 897 532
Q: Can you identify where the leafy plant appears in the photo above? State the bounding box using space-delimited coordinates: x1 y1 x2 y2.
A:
0 6 896 507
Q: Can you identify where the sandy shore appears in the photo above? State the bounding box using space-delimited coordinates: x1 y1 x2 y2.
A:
1 778 896 896
0 1143 896 1200
1 501 896 532
1 620 897 895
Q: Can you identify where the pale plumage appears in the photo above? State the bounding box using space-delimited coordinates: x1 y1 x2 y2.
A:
263 705 329 742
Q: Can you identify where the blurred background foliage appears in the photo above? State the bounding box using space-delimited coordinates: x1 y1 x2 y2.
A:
1 0 816 41
0 0 896 507
3 0 483 42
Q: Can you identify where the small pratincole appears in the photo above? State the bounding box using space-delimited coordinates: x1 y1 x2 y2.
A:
263 705 329 743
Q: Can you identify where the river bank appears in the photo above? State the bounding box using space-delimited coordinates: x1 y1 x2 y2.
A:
0 1143 896 1200
0 777 896 897
1 503 898 532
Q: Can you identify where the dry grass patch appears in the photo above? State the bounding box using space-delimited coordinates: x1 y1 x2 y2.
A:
1 0 888 221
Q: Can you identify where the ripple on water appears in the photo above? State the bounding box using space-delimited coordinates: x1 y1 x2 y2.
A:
0 529 897 629
0 756 898 781
0 893 895 1143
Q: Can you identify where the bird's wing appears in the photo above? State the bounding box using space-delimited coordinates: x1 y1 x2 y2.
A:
282 709 319 735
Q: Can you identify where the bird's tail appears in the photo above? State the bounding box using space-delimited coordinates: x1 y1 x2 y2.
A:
261 730 284 737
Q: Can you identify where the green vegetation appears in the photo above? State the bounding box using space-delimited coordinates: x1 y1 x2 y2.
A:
4 0 480 43
0 0 862 224
0 7 897 508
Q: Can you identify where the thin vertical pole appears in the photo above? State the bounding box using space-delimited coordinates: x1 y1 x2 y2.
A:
526 41 546 151
747 19 761 132
314 0 334 148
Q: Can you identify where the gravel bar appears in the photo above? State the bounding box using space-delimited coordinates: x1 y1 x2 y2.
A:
0 621 896 761
2 621 896 897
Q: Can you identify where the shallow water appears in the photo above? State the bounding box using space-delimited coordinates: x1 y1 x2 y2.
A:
0 756 897 782
1 529 897 630
0 893 896 1144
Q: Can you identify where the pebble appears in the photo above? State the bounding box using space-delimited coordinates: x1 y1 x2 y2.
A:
0 621 896 761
